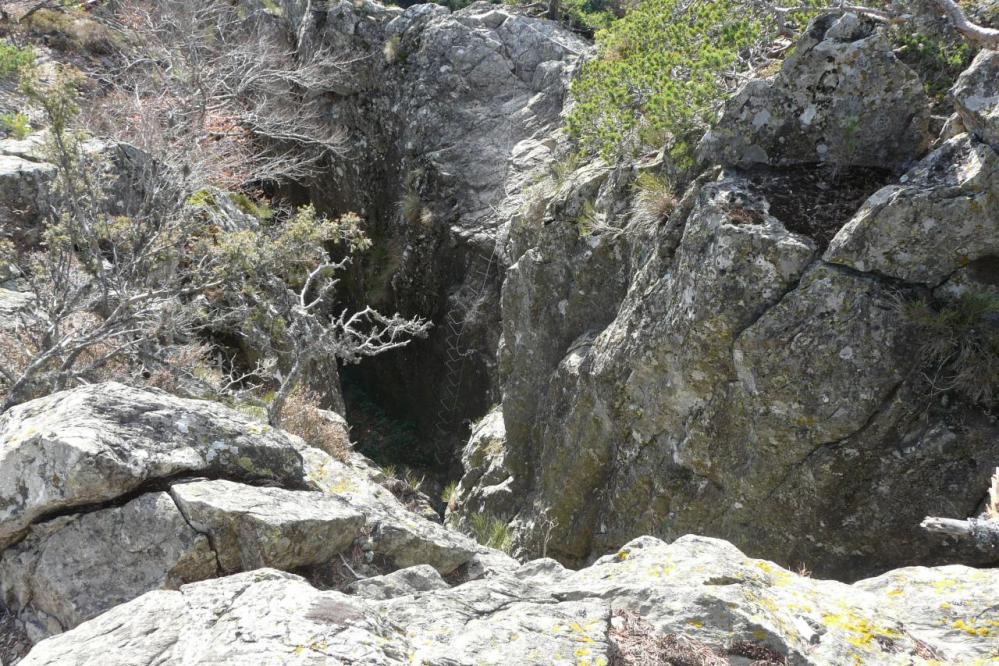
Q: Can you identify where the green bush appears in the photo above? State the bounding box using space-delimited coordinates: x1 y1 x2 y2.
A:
0 113 31 140
566 0 761 164
901 292 999 405
891 29 974 110
0 43 35 81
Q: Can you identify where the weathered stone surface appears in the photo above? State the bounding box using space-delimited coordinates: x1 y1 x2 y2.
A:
0 289 31 329
0 149 52 250
0 383 307 549
0 492 216 643
347 564 448 600
446 407 516 532
299 445 517 576
304 2 590 443
855 563 999 662
825 134 999 285
952 48 999 151
169 479 365 574
699 13 930 171
20 536 999 665
481 154 999 578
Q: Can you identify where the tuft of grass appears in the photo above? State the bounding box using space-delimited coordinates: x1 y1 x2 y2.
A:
550 152 583 189
383 36 401 64
900 292 999 405
441 481 459 511
228 192 273 221
633 171 677 225
399 190 424 225
402 467 424 493
574 199 598 237
469 513 513 553
0 113 31 140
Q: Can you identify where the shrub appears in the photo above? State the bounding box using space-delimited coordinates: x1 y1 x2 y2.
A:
566 0 761 163
469 513 513 553
0 43 35 81
901 292 999 405
0 113 31 140
891 29 973 111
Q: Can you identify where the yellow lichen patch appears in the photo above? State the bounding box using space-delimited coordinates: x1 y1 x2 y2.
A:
687 619 704 629
754 561 794 587
821 612 902 650
752 629 769 641
616 549 630 561
327 476 357 494
646 562 675 578
930 579 960 592
951 619 992 637
885 588 905 598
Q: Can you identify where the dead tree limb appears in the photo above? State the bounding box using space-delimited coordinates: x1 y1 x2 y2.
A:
921 516 999 548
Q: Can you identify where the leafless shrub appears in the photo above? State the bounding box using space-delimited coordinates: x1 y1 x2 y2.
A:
1 54 430 415
278 388 351 460
84 0 357 189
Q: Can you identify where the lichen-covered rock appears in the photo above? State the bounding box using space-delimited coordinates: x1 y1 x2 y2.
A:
485 158 999 577
303 2 591 440
825 134 999 285
952 48 999 151
699 13 930 171
0 150 52 251
0 383 308 550
0 492 216 643
19 536 999 665
446 407 516 531
299 445 517 576
347 564 449 600
0 385 519 655
169 479 365 574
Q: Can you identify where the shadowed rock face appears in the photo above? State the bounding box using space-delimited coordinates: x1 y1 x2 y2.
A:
449 12 999 579
300 1 589 447
18 535 999 666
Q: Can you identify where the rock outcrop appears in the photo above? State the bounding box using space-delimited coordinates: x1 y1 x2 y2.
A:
18 535 999 665
698 13 931 171
304 1 590 441
452 12 999 579
0 383 512 653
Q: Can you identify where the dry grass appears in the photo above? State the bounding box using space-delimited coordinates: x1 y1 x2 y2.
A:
610 611 791 666
633 171 677 226
987 467 999 520
278 389 351 460
610 611 726 666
